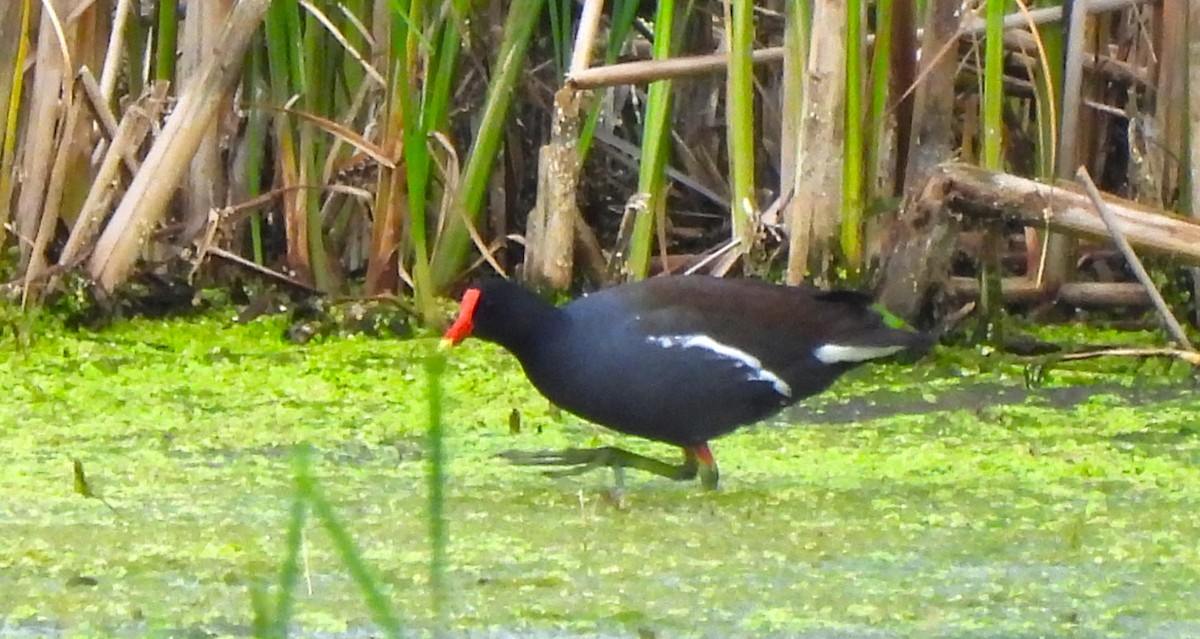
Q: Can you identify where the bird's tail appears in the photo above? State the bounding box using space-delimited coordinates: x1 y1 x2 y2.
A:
879 326 935 359
810 293 935 364
868 303 935 358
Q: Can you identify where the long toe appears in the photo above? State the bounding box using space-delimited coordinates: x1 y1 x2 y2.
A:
502 446 710 486
498 447 618 471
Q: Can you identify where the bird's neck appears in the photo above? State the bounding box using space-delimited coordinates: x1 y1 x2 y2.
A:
483 287 568 360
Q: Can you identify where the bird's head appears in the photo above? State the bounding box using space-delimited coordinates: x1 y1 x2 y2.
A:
440 279 554 352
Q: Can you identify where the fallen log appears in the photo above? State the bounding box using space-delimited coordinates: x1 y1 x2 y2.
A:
939 164 1200 264
877 163 1200 321
946 278 1151 307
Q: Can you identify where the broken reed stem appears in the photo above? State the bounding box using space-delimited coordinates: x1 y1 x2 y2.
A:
568 0 605 77
1054 347 1200 366
568 0 1152 91
1075 167 1195 351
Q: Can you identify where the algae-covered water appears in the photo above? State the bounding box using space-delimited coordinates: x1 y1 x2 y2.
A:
1 314 1198 638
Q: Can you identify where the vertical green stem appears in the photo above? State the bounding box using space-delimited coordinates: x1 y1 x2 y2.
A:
124 7 148 98
154 0 177 82
392 0 437 322
0 0 30 251
627 0 676 280
978 0 1008 342
243 40 267 265
865 0 892 199
841 0 865 269
300 6 332 291
727 0 757 255
1035 23 1063 178
981 0 1005 170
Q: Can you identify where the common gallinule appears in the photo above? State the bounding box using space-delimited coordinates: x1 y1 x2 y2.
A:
441 276 932 489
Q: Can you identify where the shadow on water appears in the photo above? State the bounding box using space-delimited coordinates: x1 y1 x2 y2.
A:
789 381 1196 425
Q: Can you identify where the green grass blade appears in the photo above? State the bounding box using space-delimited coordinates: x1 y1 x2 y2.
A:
424 353 448 632
426 1 470 134
297 449 407 639
268 447 313 639
429 0 547 289
548 0 572 78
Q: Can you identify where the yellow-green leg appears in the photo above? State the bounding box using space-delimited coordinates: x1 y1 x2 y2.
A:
686 443 719 490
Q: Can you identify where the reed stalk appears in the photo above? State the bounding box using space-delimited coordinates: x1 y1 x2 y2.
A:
726 0 757 260
626 0 677 279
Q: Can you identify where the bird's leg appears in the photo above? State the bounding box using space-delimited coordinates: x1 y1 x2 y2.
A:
687 443 719 490
500 446 701 485
674 448 699 481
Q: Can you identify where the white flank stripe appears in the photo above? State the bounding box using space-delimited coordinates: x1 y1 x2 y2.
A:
648 334 792 397
813 343 905 364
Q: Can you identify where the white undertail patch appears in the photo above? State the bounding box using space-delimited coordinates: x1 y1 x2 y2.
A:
648 334 792 397
813 343 906 364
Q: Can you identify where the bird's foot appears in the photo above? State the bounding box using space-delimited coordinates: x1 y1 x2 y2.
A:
500 446 708 487
498 447 627 477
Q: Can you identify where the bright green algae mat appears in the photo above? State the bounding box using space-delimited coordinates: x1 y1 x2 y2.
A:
1 315 1198 638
